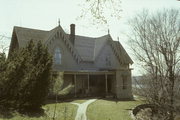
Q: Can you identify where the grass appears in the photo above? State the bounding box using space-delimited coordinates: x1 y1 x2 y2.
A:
0 102 77 120
87 99 143 120
0 98 143 120
43 102 77 120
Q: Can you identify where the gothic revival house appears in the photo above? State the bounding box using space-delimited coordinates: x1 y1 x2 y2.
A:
9 23 133 99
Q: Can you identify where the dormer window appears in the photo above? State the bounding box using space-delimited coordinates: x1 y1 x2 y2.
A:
54 48 61 64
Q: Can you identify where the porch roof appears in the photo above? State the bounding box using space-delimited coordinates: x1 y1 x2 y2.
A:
63 70 115 75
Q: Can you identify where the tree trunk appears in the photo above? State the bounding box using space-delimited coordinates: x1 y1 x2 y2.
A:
169 66 175 120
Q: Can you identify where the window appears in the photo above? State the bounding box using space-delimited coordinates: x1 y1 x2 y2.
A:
105 54 111 66
54 48 61 64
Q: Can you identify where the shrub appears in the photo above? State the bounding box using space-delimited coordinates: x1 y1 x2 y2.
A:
0 40 53 111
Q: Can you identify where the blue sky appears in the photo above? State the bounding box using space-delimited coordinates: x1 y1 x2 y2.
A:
0 0 179 75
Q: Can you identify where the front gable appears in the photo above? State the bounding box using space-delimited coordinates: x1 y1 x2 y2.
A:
48 34 79 71
95 41 122 70
45 26 82 64
94 35 132 70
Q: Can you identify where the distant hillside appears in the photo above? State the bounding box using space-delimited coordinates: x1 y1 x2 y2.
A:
132 76 143 85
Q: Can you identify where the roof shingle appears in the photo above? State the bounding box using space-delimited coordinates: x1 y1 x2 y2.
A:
12 26 133 64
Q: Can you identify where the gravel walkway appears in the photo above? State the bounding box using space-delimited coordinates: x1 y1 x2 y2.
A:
71 99 97 120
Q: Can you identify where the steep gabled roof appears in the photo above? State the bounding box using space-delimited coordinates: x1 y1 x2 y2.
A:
11 25 133 64
110 41 133 64
14 26 48 47
13 26 82 63
73 34 133 64
74 35 95 61
71 35 109 62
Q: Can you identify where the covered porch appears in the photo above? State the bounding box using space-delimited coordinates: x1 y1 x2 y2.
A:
63 71 116 97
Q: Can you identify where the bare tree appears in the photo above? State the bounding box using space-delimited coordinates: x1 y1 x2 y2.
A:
0 35 10 54
78 0 122 25
128 9 180 120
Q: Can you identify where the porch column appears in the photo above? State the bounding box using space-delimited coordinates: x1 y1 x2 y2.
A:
74 74 77 97
87 74 90 92
105 74 108 94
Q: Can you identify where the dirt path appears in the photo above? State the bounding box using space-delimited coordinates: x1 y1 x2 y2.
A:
71 99 97 120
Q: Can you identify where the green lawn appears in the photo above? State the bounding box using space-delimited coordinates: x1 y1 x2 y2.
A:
87 99 143 120
0 102 77 120
0 98 143 120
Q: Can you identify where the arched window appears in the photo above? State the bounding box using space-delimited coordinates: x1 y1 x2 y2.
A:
54 48 61 64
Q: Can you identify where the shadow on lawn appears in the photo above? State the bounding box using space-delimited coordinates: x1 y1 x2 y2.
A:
0 105 45 119
46 95 136 105
19 107 45 117
45 96 102 104
0 106 14 119
102 97 135 102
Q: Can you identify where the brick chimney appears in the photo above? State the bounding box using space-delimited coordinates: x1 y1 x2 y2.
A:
70 24 75 44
